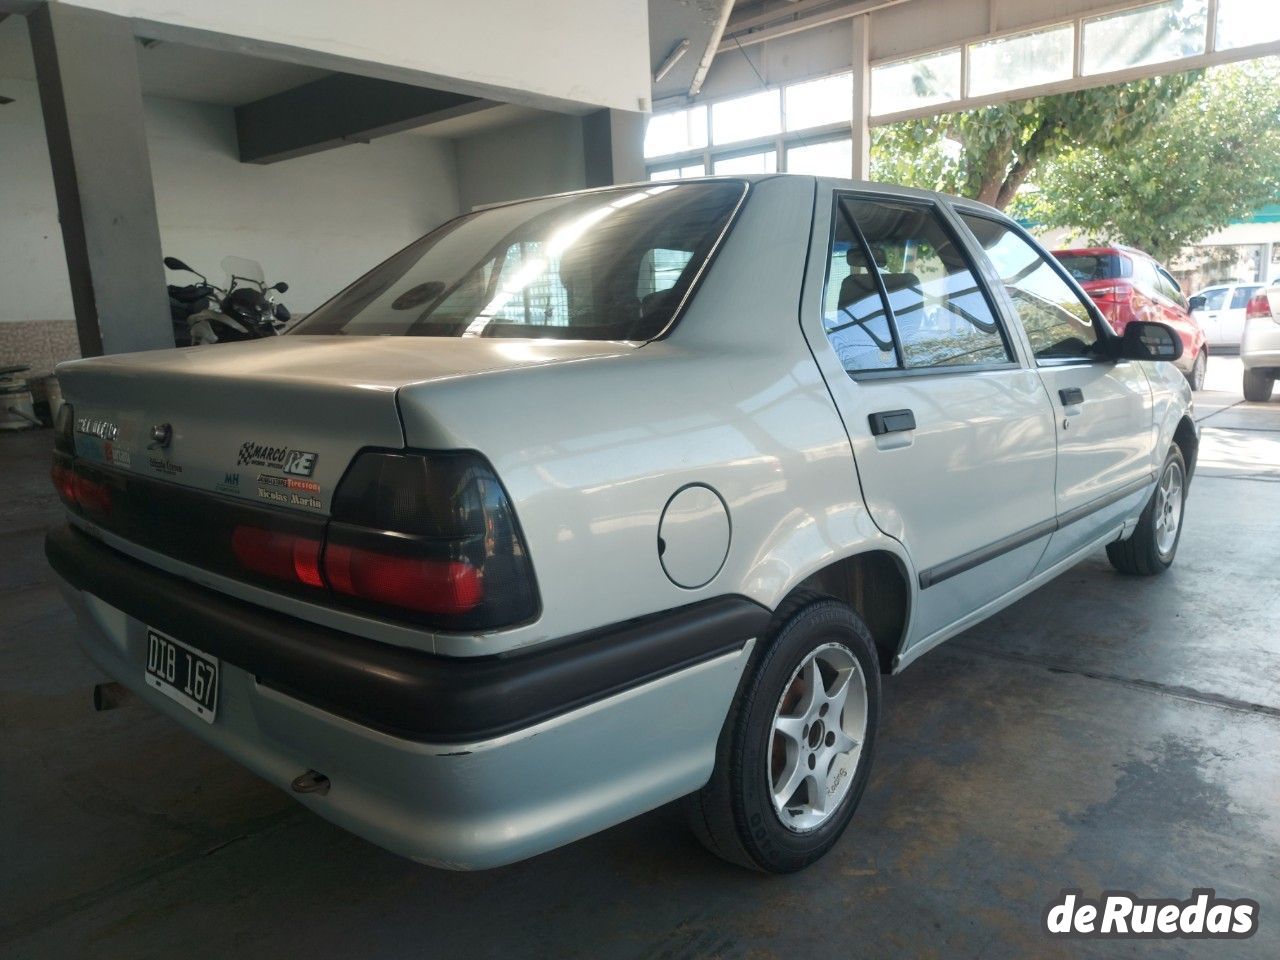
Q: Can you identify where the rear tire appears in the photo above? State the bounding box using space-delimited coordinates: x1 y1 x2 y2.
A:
1243 368 1275 402
1186 349 1207 391
1106 446 1187 576
684 597 881 873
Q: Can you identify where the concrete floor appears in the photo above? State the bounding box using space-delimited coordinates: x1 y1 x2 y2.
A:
3 356 1278 959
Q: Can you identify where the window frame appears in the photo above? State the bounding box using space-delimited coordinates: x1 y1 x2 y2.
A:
952 207 1113 368
821 191 1021 381
644 70 859 181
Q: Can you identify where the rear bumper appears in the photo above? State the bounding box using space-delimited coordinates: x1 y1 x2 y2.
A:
1241 323 1280 370
48 525 764 868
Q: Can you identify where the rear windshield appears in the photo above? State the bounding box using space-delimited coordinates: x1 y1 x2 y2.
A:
293 182 745 341
1052 252 1131 283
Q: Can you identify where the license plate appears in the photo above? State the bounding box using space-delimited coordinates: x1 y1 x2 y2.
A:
144 628 218 723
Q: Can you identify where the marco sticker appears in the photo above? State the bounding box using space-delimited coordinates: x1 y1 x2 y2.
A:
236 441 317 477
1044 889 1259 939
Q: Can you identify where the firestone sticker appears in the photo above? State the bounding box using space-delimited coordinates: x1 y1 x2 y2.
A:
257 473 319 494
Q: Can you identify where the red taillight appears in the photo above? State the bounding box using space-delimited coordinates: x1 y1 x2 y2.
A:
230 524 483 614
51 460 77 506
327 450 538 629
51 459 112 516
75 474 112 516
324 543 482 615
1085 281 1134 329
231 526 323 588
1087 282 1133 302
1245 292 1275 322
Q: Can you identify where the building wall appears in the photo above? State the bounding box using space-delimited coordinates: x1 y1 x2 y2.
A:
0 75 462 376
454 113 588 211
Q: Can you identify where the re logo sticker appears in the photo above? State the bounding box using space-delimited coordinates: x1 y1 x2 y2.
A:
236 441 318 477
282 450 317 477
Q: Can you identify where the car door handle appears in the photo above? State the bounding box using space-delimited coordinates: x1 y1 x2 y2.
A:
1058 387 1084 406
868 409 916 436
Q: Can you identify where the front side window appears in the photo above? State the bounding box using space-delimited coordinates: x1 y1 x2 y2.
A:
1199 287 1228 310
826 198 1010 370
961 214 1100 361
294 182 744 341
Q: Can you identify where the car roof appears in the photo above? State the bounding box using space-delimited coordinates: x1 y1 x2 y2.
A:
649 173 1017 220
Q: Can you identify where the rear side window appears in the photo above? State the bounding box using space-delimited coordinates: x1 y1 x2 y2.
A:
1155 265 1185 307
822 197 1010 373
1231 285 1261 308
962 215 1100 361
294 182 744 341
1054 252 1129 282
823 230 899 371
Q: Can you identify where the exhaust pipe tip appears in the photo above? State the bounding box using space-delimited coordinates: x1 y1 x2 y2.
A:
93 681 130 712
291 769 331 796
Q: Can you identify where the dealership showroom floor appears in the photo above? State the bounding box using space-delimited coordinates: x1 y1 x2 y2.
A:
3 358 1277 957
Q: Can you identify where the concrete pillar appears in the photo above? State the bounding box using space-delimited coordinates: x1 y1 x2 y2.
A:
583 109 647 187
851 14 871 181
27 2 172 357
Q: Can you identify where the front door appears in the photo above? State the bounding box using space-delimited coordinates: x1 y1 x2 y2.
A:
801 193 1058 649
1195 286 1228 347
955 212 1154 570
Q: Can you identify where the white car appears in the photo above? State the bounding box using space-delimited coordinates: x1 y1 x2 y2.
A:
1190 281 1266 349
47 176 1197 874
1242 287 1280 401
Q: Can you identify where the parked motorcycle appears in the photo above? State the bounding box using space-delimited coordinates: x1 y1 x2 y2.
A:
165 255 291 346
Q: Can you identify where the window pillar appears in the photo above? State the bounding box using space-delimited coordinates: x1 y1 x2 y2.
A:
851 14 871 181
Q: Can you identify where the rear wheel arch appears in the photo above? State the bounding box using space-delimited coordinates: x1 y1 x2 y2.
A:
1173 415 1199 481
770 551 910 674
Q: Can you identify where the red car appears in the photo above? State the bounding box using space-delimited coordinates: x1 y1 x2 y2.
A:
1053 245 1208 390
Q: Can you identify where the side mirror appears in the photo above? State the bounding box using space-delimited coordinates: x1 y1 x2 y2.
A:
1114 321 1183 362
271 281 289 294
163 256 193 273
1187 295 1206 312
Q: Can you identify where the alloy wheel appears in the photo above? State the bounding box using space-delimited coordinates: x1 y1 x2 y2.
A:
767 642 868 833
1154 458 1184 557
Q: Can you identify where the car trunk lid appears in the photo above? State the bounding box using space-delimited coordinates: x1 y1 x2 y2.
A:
57 335 633 515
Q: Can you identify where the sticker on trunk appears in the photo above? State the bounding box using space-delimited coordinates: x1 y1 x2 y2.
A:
237 441 318 477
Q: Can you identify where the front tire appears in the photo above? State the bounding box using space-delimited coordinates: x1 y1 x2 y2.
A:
1243 368 1275 402
684 597 881 873
1106 446 1187 575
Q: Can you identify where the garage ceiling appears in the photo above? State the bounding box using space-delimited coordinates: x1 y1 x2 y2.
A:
0 15 546 139
0 16 329 105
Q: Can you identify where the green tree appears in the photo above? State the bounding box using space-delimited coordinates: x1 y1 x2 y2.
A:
870 73 1199 209
1022 60 1280 261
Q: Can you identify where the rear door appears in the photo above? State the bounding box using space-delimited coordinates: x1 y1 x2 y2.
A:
1224 284 1263 345
955 212 1154 569
800 191 1058 648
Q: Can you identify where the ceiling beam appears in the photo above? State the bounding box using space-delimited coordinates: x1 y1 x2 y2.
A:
688 0 737 97
719 0 913 53
234 73 490 164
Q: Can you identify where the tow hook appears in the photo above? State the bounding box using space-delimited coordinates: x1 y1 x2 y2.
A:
291 769 331 796
92 682 130 712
